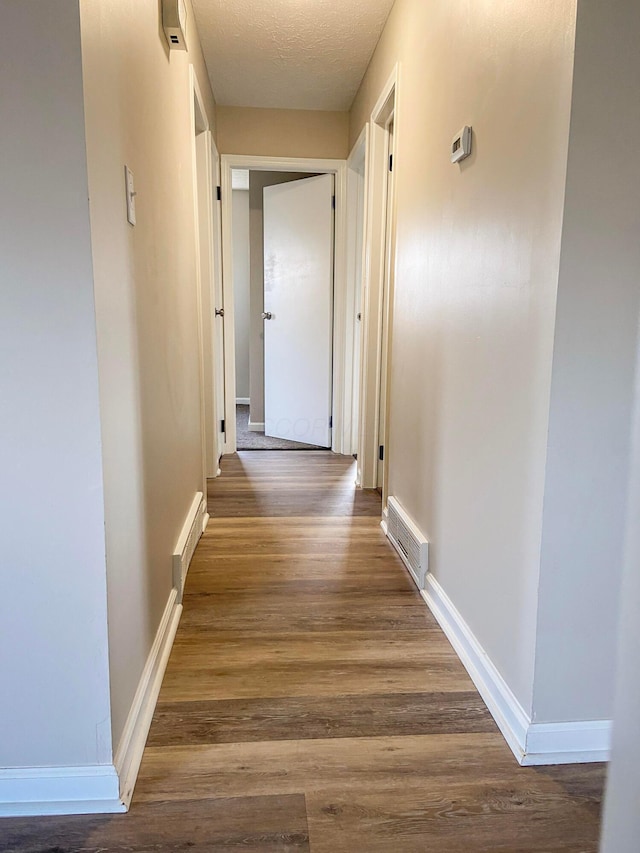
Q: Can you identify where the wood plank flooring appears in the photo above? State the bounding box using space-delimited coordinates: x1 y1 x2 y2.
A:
1 451 606 852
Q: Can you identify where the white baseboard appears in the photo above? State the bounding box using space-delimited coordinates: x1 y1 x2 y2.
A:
248 421 265 432
113 588 183 809
172 492 206 601
422 573 611 766
0 764 125 817
523 720 611 765
422 573 530 762
236 397 250 405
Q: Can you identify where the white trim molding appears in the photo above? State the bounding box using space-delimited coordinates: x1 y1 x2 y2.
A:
357 64 399 488
0 589 183 816
172 491 207 602
113 588 183 809
422 573 611 766
0 764 124 817
220 154 349 455
248 420 265 432
189 65 214 492
344 125 368 458
523 720 611 766
236 397 250 405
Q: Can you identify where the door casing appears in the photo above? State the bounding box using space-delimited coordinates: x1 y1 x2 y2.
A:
219 155 350 455
345 126 368 463
189 67 213 493
356 65 400 500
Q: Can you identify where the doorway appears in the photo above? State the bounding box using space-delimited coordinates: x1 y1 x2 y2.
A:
230 169 330 450
376 116 396 497
220 155 352 456
190 67 226 485
356 67 398 500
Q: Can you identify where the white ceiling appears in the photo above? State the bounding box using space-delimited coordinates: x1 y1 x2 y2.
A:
190 0 396 112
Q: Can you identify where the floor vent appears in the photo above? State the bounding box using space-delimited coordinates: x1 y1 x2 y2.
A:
385 496 429 590
172 492 206 600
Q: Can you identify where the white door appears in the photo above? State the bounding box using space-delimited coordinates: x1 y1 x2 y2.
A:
263 174 334 447
211 138 226 465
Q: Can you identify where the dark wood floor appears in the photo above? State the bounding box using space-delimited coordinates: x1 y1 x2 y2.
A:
2 451 606 852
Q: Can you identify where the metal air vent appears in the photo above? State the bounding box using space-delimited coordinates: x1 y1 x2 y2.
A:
386 496 429 590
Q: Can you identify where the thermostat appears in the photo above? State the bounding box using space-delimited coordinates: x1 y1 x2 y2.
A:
451 126 472 164
162 0 188 50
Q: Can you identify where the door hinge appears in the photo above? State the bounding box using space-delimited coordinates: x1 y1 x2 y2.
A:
389 154 393 172
221 419 226 434
216 186 221 201
331 195 336 210
379 445 384 461
329 416 333 429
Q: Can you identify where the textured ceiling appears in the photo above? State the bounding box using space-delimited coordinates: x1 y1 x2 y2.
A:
191 0 396 111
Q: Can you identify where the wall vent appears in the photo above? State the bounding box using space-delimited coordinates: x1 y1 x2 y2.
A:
385 496 429 590
172 492 206 600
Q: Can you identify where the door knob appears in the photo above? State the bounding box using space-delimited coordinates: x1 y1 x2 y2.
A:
262 312 272 320
215 308 224 317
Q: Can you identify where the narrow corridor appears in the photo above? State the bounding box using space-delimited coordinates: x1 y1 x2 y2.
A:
4 452 606 851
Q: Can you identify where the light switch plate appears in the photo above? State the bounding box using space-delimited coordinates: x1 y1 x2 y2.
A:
125 165 136 226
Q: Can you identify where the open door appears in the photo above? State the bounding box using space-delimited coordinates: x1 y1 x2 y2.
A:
211 138 226 465
263 174 334 447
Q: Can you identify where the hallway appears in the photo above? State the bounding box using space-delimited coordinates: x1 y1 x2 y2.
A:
4 452 606 851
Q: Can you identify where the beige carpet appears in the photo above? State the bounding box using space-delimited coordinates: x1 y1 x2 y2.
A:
235 405 325 451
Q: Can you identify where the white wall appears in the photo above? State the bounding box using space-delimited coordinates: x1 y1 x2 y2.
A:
232 189 251 399
533 0 640 724
0 0 112 768
79 0 216 750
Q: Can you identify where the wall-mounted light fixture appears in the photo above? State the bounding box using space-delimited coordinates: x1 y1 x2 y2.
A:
162 0 188 51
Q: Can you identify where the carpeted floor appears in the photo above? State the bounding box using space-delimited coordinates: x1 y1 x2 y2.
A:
235 405 324 451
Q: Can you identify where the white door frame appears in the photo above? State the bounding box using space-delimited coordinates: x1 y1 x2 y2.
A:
357 65 399 491
189 66 213 494
220 154 349 455
210 134 225 475
377 113 396 505
345 126 369 464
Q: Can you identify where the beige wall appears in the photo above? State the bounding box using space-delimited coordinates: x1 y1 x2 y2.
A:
602 333 640 848
0 0 113 770
79 0 216 749
217 106 349 159
599 12 640 845
350 0 577 713
533 0 640 724
602 300 640 849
